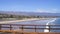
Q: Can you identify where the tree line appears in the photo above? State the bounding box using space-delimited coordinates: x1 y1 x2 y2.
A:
0 14 41 19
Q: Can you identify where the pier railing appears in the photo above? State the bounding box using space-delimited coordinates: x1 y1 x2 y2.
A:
0 24 60 32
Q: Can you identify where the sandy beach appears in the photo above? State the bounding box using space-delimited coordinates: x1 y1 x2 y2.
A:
0 18 40 24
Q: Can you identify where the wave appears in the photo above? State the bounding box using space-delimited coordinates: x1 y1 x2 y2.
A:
44 18 57 32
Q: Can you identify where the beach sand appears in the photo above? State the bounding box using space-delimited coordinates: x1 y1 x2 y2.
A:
0 18 40 24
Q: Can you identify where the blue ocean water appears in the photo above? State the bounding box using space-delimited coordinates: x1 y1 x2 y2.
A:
49 18 60 32
52 18 60 25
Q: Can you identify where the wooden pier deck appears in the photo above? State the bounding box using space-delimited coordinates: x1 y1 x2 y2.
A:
0 24 60 34
0 30 60 34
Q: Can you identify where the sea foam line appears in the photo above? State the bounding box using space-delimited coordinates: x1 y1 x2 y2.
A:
44 18 57 32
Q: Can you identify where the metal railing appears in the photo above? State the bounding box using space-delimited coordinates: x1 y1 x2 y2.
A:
0 24 60 32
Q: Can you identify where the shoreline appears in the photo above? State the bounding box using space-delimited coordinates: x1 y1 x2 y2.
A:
0 18 40 24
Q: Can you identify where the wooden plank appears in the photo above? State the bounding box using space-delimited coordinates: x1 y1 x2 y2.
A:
0 30 60 34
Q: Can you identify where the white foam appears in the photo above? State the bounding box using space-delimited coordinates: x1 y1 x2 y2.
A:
44 18 57 32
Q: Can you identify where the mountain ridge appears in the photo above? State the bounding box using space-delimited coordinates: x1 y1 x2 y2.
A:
0 11 60 16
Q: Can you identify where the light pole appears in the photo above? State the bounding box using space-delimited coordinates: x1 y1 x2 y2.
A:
44 18 56 32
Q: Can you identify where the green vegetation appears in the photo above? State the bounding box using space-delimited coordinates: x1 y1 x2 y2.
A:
0 14 41 18
0 13 41 21
0 13 54 21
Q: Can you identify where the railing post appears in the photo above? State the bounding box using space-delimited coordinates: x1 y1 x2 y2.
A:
10 25 12 30
35 25 36 32
22 25 24 31
19 25 24 31
22 25 24 34
49 25 50 32
0 24 1 30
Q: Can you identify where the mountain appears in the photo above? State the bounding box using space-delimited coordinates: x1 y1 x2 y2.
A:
0 11 60 16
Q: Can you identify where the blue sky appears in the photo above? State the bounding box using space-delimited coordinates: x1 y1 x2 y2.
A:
0 0 60 13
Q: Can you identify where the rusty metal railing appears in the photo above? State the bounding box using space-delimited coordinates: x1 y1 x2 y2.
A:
0 24 60 32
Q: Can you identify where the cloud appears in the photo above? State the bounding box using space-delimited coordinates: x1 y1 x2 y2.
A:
51 9 58 13
52 9 57 11
35 8 58 13
36 9 48 13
